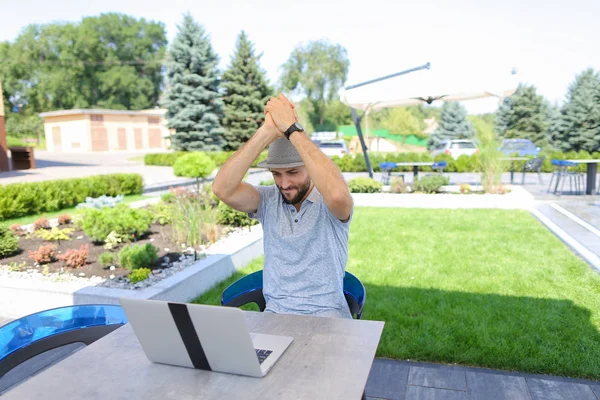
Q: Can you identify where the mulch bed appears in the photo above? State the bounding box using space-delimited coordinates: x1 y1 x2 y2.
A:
0 223 184 279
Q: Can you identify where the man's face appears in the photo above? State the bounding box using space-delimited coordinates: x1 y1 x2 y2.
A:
270 166 312 205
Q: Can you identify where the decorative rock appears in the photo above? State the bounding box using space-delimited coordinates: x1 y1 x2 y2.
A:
109 266 116 271
77 235 84 240
110 274 116 280
150 238 155 242
78 272 86 277
164 248 170 252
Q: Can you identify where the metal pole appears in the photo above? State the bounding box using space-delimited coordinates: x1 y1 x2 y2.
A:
344 62 431 181
0 78 9 172
351 107 374 178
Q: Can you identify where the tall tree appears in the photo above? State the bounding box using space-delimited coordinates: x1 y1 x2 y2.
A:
221 31 272 151
279 40 349 129
495 84 549 146
381 107 421 134
0 13 166 113
161 14 225 151
553 69 600 152
427 102 475 148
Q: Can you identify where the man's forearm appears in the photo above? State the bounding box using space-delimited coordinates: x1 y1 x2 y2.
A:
212 129 272 199
289 133 353 215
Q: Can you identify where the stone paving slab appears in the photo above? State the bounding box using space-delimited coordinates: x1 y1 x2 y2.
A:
404 385 466 400
365 358 410 400
526 378 598 400
408 365 466 391
466 371 531 400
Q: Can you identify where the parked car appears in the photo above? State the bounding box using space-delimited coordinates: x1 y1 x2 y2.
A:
430 139 478 160
499 139 541 157
317 140 348 157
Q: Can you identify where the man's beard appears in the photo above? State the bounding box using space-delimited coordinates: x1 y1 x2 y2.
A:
277 177 312 205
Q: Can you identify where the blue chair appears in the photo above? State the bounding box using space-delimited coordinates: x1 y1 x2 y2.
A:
379 162 398 185
221 270 366 319
0 305 128 382
547 159 564 194
432 161 447 174
557 161 584 195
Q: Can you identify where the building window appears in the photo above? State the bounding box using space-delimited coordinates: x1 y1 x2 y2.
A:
91 115 104 123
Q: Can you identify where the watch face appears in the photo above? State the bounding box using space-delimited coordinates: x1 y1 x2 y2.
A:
294 122 304 131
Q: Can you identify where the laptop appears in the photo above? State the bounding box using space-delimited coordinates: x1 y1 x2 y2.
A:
118 297 293 378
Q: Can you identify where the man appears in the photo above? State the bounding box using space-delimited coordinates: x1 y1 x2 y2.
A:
212 94 354 319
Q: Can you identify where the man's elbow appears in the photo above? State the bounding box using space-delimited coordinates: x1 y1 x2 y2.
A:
211 178 229 201
331 192 353 215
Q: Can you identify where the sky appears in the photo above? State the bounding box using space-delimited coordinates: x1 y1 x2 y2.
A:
1 0 599 114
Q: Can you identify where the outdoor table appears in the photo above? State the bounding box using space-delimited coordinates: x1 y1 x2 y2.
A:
566 159 600 195
3 310 385 400
500 157 528 184
380 162 436 183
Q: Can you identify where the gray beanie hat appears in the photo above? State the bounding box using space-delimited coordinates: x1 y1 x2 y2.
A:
257 138 304 169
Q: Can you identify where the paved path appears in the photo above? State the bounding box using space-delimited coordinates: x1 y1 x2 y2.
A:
366 359 600 400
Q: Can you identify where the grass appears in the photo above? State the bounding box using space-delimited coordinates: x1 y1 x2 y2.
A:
3 194 152 226
6 136 46 150
192 207 600 380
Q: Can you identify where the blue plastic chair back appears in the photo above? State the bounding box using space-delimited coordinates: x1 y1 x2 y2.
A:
551 159 562 166
0 304 127 377
221 270 366 319
379 162 397 171
432 161 448 169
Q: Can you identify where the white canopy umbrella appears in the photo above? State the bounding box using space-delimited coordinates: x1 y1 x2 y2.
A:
339 63 520 176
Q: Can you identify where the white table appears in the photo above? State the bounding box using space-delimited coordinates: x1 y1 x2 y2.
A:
566 159 600 195
3 311 385 400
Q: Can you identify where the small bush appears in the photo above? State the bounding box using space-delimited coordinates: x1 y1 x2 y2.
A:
160 192 175 203
34 227 74 242
348 177 383 193
118 244 159 270
58 244 89 268
128 267 152 284
76 194 124 210
98 252 116 267
215 202 258 228
390 177 408 194
0 224 19 258
81 204 153 243
57 214 72 225
173 153 216 191
149 202 174 225
28 244 57 264
460 183 472 194
103 231 125 250
10 224 25 236
144 152 186 166
33 218 50 230
411 175 450 193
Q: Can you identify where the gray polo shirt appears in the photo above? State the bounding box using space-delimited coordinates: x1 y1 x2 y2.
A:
249 185 353 319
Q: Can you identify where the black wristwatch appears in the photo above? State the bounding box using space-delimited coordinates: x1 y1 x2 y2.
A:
284 122 304 139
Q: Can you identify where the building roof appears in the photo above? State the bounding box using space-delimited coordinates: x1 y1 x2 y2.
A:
39 108 166 118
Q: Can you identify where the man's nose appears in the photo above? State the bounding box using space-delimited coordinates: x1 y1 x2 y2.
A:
282 176 291 189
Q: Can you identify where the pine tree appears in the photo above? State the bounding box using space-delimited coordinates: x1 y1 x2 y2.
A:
504 85 549 146
554 69 600 152
427 102 475 149
221 31 272 151
162 14 225 151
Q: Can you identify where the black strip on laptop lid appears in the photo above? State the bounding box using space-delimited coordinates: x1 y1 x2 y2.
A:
168 302 212 371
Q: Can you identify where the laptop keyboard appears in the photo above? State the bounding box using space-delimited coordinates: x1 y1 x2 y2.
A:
255 348 273 364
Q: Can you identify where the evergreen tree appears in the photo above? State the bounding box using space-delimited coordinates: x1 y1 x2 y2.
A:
427 102 475 149
497 84 549 146
554 69 600 152
221 31 272 151
162 14 225 151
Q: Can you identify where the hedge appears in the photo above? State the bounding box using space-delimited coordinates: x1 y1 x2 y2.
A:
331 151 600 174
0 174 143 220
144 151 267 168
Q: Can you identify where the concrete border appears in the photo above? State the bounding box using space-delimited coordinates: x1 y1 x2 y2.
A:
0 226 264 319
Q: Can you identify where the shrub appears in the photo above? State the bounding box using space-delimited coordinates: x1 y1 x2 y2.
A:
411 175 450 193
215 202 258 228
33 218 50 230
348 177 383 193
170 189 219 247
460 183 472 194
128 267 152 284
144 152 186 166
57 214 72 225
10 224 25 236
118 244 159 270
149 202 174 225
98 252 116 267
28 244 57 264
389 177 408 193
259 179 275 186
34 227 74 243
160 192 175 203
76 194 124 209
81 204 153 243
58 244 89 268
0 224 19 258
173 153 216 192
0 173 143 220
103 231 125 250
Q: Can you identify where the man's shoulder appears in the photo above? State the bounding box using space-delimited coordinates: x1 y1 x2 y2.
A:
255 184 280 203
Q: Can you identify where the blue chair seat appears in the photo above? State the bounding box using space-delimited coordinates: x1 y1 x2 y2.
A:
221 270 366 319
0 304 128 380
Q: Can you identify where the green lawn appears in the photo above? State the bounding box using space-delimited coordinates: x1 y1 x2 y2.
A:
193 207 600 380
3 194 153 226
